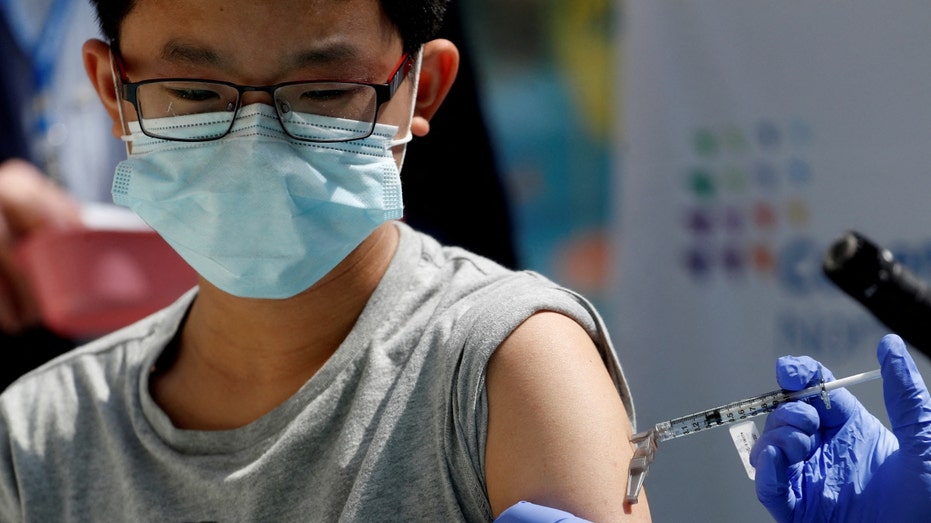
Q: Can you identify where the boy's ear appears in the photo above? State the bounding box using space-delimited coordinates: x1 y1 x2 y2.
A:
411 39 459 138
82 38 124 139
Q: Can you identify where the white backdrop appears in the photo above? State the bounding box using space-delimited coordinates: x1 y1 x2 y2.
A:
611 1 931 520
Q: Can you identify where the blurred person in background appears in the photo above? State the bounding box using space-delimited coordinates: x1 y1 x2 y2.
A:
0 0 124 384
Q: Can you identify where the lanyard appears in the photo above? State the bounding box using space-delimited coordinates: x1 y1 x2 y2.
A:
0 0 75 178
1 0 74 92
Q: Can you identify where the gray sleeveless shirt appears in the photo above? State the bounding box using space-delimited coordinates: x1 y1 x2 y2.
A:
0 222 632 522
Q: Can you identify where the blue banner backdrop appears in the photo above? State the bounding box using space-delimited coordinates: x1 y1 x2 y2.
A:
610 1 931 520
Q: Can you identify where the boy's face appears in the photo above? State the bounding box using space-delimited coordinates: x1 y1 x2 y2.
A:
115 0 413 152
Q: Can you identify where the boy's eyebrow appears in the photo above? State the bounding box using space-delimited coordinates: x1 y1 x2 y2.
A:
290 42 360 68
160 39 224 66
159 39 363 72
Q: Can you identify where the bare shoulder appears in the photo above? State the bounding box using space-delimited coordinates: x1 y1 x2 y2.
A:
485 311 651 522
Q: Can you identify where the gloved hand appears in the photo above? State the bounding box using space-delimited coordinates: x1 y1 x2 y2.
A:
750 334 931 522
493 501 592 522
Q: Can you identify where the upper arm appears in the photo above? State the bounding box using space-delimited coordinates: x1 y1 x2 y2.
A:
484 311 651 522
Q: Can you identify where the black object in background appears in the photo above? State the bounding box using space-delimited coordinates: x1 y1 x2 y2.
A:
403 2 519 269
0 328 74 391
823 230 931 357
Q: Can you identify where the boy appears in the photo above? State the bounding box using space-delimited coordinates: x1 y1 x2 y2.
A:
0 1 647 520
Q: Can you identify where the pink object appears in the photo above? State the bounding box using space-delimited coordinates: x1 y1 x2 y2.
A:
17 229 197 339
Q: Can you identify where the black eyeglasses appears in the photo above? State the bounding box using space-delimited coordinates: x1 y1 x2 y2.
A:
115 53 414 143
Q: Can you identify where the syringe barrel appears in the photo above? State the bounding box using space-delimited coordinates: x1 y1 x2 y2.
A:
656 389 791 441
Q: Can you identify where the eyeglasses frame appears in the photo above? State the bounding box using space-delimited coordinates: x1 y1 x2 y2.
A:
112 49 414 143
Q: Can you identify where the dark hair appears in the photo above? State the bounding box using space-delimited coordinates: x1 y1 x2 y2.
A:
89 0 449 54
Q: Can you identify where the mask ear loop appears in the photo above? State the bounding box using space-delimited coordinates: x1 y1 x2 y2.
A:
389 46 423 170
108 47 135 154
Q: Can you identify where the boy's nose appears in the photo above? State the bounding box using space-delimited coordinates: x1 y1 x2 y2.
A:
240 90 275 107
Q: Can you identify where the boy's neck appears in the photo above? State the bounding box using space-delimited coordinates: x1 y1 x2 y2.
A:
149 222 399 430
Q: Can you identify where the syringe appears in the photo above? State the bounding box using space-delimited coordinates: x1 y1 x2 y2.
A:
625 368 882 504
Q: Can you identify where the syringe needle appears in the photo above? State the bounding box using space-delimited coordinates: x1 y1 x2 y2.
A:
626 431 656 504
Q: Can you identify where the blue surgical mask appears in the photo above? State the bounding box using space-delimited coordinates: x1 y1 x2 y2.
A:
112 104 407 299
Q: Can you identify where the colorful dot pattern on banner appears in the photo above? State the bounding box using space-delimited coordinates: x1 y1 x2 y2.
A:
681 119 814 281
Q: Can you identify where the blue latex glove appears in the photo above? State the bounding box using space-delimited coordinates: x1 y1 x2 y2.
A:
750 334 931 522
493 501 592 523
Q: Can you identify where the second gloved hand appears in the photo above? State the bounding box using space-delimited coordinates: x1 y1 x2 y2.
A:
750 334 931 522
493 501 592 523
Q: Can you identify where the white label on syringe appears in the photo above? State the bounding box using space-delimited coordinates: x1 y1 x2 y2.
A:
729 420 759 480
